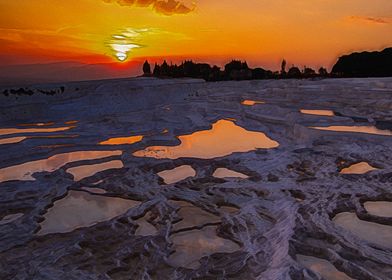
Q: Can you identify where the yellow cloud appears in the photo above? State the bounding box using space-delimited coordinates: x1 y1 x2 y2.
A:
103 0 196 15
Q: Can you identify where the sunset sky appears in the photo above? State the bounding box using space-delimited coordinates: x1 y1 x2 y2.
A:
1 0 392 82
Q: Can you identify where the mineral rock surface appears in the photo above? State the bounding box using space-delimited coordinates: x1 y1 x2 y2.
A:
0 77 391 279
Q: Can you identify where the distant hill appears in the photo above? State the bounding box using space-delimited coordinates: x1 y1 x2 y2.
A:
332 48 392 77
0 61 143 86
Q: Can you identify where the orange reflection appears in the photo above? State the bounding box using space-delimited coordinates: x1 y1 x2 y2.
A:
241 100 265 106
340 162 378 174
311 126 392 136
64 120 78 125
213 168 248 179
0 150 122 183
99 135 143 145
0 126 73 136
300 109 335 116
133 120 279 159
158 165 196 184
0 136 27 145
18 122 55 127
66 160 124 181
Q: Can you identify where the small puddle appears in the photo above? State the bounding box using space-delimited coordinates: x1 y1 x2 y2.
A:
167 225 240 269
18 121 78 126
311 126 392 136
99 135 143 145
340 162 378 174
81 187 107 194
158 165 196 184
297 255 354 280
0 136 27 145
0 150 122 183
133 120 279 159
364 201 392 218
38 191 140 235
66 160 124 181
134 212 158 236
36 134 79 139
241 100 265 106
0 126 73 136
300 109 335 116
172 201 221 231
18 122 55 127
0 134 78 146
0 213 24 225
92 179 104 185
213 168 248 179
37 144 75 149
333 212 392 248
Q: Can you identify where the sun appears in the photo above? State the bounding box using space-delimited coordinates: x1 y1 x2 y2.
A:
110 42 139 62
115 52 127 62
109 31 143 63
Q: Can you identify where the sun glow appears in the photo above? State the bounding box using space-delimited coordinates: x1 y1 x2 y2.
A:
115 52 127 61
108 29 144 62
110 43 140 62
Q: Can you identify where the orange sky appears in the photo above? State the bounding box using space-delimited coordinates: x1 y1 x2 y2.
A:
1 0 392 72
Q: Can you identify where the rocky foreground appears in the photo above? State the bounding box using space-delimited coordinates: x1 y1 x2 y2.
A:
0 77 391 279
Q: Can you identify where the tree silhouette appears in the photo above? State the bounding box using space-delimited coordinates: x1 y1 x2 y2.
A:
252 68 267 79
148 59 333 81
143 60 151 76
287 66 302 78
318 67 328 77
153 63 161 76
281 59 287 76
303 67 316 78
160 60 169 76
224 60 251 80
332 48 392 77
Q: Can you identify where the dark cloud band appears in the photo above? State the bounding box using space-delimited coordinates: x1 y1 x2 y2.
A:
348 15 391 24
103 0 195 15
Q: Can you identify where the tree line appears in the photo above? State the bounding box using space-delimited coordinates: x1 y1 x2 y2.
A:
142 59 329 81
143 47 392 80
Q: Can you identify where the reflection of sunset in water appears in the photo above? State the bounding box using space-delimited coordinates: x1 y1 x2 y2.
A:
297 255 353 280
100 135 143 145
38 191 140 235
340 162 377 174
364 201 392 218
0 126 73 136
333 212 392 248
168 226 240 269
18 122 55 127
300 109 335 116
133 120 279 159
213 168 248 179
66 160 124 181
311 125 392 136
241 100 265 106
0 136 27 145
158 165 196 184
0 150 122 183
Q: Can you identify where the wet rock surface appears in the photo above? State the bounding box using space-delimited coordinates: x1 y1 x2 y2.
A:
0 77 392 279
